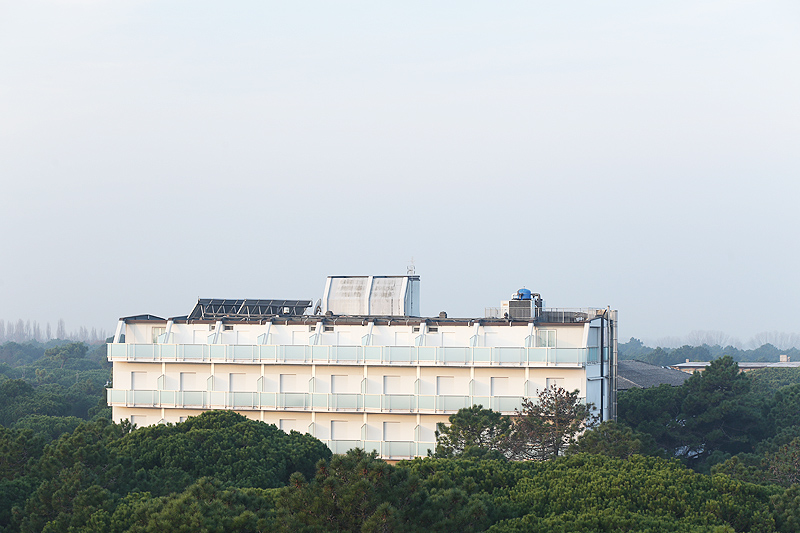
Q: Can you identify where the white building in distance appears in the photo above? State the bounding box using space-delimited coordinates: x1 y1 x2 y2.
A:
107 275 618 459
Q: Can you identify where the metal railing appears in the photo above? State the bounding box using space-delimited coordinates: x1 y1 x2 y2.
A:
106 389 542 414
108 343 601 366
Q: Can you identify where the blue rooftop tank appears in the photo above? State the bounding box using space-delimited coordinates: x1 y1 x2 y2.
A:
516 288 532 300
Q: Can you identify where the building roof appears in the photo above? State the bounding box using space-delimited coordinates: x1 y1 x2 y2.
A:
617 360 691 390
669 361 800 372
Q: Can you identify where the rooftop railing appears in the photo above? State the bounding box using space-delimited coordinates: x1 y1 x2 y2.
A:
108 343 603 366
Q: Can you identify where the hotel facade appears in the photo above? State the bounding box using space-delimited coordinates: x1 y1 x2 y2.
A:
107 275 617 459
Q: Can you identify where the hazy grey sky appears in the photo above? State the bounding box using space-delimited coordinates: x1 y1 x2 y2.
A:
1 1 798 346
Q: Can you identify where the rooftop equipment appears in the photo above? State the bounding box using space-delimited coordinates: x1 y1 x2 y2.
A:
187 299 312 320
501 287 543 319
321 275 420 316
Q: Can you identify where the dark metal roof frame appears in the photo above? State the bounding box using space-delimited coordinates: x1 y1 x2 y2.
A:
187 299 312 320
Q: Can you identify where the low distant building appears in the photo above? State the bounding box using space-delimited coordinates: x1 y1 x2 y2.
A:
617 360 690 390
106 275 618 460
669 355 799 374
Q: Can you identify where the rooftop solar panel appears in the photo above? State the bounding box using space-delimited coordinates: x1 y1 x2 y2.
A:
187 299 312 320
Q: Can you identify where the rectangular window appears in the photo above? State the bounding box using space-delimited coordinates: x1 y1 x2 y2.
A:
223 325 233 331
331 375 348 394
151 327 165 344
279 419 297 432
383 376 401 395
324 325 334 332
331 420 348 440
180 372 196 391
383 421 402 441
436 376 455 396
280 374 298 393
229 373 246 392
131 371 146 390
427 326 438 333
491 377 509 396
537 330 556 348
441 332 455 347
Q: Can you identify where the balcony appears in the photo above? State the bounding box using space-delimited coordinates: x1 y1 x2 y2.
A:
108 343 603 366
106 389 539 415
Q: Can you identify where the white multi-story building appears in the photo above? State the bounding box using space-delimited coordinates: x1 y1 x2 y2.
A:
107 275 618 459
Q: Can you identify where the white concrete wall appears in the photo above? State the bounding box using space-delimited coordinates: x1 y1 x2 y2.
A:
113 315 610 456
125 320 596 349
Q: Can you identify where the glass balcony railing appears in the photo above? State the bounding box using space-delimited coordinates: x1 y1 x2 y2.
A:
106 389 532 414
108 343 598 366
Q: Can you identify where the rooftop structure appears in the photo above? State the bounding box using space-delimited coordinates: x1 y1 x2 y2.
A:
617 360 690 390
669 357 800 374
107 275 617 459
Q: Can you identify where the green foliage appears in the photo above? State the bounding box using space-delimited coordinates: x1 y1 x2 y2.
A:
765 438 800 487
12 415 83 444
273 449 415 531
2 411 331 532
749 368 800 398
108 478 275 533
433 405 513 459
0 341 110 427
484 454 780 532
43 342 88 369
274 449 494 532
113 410 330 494
567 420 663 459
619 356 768 470
511 386 598 461
679 356 766 465
0 343 45 368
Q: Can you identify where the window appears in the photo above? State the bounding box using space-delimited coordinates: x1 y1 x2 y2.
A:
436 376 454 396
331 375 348 394
229 373 246 392
324 325 334 332
280 374 298 393
280 419 297 432
131 371 146 390
383 421 403 441
427 326 438 333
537 330 556 347
223 325 233 331
151 327 165 344
491 377 509 396
331 420 348 440
180 372 196 391
383 376 401 395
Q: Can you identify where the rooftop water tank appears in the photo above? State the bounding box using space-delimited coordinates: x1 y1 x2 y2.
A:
515 288 532 300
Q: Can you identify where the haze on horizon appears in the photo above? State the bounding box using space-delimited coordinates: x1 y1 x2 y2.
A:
1 1 798 348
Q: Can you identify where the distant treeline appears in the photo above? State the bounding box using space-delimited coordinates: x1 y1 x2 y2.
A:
0 318 107 345
619 337 800 367
0 340 111 426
